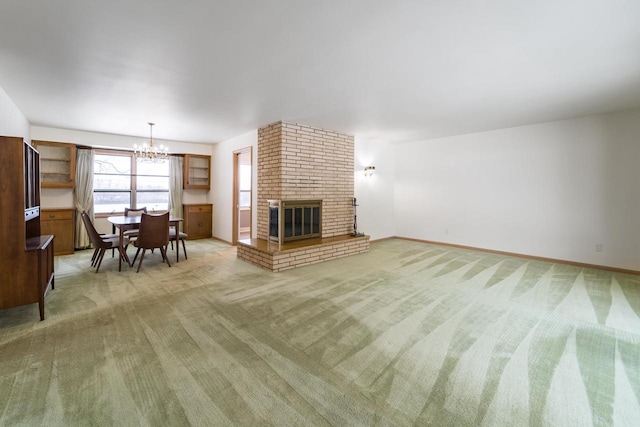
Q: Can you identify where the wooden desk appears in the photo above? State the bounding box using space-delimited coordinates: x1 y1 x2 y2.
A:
108 215 183 271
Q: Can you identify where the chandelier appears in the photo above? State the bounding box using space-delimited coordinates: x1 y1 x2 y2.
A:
133 122 168 161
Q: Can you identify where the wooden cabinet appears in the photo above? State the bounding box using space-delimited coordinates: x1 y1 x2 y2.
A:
0 137 55 321
41 209 75 255
32 140 76 188
183 154 211 189
32 235 55 320
183 204 212 239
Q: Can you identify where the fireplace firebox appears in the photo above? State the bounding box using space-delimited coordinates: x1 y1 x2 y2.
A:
268 200 322 244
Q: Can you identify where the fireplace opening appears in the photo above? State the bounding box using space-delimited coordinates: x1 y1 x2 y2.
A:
269 200 322 244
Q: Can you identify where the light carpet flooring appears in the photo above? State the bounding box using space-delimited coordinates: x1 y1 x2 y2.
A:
1 238 639 426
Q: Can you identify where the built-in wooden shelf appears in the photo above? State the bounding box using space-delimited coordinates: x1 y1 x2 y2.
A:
32 140 76 188
183 154 211 189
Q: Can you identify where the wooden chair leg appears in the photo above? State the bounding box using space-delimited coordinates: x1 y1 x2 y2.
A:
181 239 187 260
95 249 106 273
136 249 147 273
160 247 171 268
132 248 142 266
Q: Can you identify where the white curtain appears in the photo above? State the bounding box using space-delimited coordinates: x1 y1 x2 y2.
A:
169 155 183 228
74 148 94 248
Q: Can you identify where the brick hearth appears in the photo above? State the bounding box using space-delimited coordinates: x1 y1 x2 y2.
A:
237 235 370 272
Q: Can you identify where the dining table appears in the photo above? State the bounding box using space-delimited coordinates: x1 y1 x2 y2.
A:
108 214 183 271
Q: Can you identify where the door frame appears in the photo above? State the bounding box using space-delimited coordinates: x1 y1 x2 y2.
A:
232 146 252 245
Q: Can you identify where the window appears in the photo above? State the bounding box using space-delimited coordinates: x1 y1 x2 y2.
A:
239 164 251 207
93 151 169 214
136 159 170 212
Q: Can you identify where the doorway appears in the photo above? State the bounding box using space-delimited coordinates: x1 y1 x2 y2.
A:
232 147 252 245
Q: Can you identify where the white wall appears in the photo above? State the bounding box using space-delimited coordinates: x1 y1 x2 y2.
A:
0 85 30 140
31 126 213 157
354 137 396 240
395 109 640 271
211 129 258 243
31 125 215 233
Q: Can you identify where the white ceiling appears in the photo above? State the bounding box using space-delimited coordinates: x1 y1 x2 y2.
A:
1 1 640 144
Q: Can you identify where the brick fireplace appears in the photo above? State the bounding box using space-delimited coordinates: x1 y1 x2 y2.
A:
237 121 370 271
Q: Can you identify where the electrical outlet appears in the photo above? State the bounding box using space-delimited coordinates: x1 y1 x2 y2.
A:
595 244 603 252
445 228 449 235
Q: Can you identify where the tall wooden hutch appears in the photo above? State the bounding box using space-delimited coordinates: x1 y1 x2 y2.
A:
0 136 55 320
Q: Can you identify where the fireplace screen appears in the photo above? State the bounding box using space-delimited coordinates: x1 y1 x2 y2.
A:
269 200 321 244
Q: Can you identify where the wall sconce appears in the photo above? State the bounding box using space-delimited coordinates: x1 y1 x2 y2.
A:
364 165 375 177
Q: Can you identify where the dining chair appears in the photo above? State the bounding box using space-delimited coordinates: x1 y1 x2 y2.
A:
123 207 147 240
91 231 120 264
82 211 114 266
169 228 188 262
131 212 171 272
81 211 130 273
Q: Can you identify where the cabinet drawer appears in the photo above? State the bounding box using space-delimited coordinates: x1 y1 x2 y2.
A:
187 204 212 214
42 209 74 220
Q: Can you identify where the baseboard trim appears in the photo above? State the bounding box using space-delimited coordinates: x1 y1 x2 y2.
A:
211 236 233 246
369 236 396 243
393 236 640 276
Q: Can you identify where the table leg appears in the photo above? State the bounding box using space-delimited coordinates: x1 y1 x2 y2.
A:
112 224 116 257
120 241 131 268
118 226 124 271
